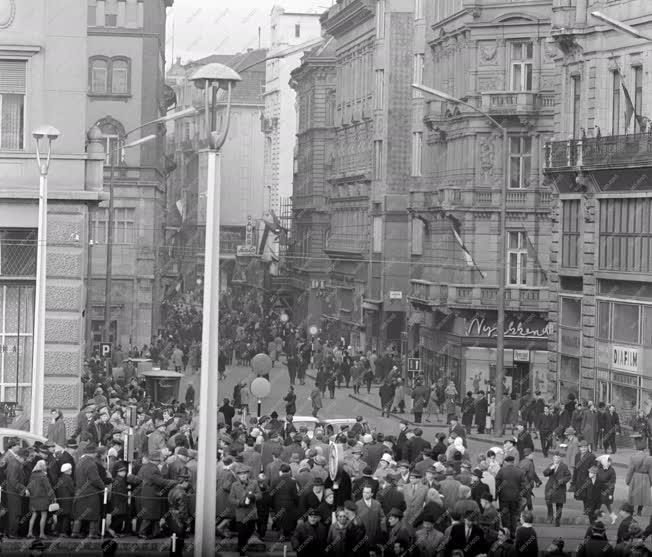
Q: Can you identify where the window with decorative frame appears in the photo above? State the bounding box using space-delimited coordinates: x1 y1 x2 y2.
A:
507 231 528 285
510 42 533 92
509 136 532 189
89 56 131 96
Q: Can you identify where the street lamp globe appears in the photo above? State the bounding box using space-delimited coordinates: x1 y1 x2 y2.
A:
189 62 242 91
32 124 61 142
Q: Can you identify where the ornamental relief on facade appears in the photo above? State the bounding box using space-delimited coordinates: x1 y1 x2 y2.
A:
0 0 15 28
479 42 498 65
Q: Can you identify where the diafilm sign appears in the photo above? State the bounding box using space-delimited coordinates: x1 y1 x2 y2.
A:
612 345 640 373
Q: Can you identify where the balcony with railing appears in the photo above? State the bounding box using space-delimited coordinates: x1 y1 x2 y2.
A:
409 188 553 211
480 91 556 116
544 133 652 172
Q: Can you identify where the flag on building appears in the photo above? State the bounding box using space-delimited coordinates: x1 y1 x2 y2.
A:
617 66 645 132
448 215 486 279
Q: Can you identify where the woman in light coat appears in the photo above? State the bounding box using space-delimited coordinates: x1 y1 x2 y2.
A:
625 441 652 515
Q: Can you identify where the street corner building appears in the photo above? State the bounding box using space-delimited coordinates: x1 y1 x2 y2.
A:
0 0 112 431
544 0 652 419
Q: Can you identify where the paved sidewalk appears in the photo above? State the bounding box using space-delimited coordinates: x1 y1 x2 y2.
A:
348 391 638 470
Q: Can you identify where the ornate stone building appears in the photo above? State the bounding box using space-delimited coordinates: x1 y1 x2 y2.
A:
288 38 337 332
407 0 556 395
320 0 413 352
0 0 106 427
545 0 652 421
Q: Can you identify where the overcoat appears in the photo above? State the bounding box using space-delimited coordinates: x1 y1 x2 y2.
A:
625 452 652 507
135 461 174 520
72 454 106 521
543 462 572 504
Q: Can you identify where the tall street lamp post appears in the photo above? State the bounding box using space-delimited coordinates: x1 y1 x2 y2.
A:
412 83 509 433
189 62 241 556
30 125 61 434
102 107 196 351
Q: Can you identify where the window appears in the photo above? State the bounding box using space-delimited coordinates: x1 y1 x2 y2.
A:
373 140 383 180
612 71 621 135
613 303 640 344
571 75 581 138
634 66 643 133
411 218 424 255
294 24 301 38
326 90 336 126
598 301 611 340
92 207 135 244
0 229 36 277
373 216 383 252
89 57 130 96
375 69 384 109
561 199 581 268
413 54 424 97
0 60 26 151
510 42 533 92
105 0 118 26
376 0 385 39
561 298 582 328
411 132 423 176
509 137 532 189
111 59 129 94
507 231 527 285
415 0 424 19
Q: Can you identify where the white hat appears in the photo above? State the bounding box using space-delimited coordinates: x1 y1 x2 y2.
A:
362 434 373 444
381 453 393 464
61 463 72 473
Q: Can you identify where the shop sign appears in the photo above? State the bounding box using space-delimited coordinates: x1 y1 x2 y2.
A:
466 317 551 339
612 371 638 387
389 291 403 300
514 349 530 362
612 345 640 373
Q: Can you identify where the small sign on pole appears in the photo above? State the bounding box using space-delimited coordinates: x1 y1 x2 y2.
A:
408 358 421 372
100 342 112 358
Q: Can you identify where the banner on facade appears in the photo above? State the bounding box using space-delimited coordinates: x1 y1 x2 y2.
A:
612 345 640 373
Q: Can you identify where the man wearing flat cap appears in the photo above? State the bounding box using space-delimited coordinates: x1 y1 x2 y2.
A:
135 450 176 539
229 463 262 556
292 508 328 557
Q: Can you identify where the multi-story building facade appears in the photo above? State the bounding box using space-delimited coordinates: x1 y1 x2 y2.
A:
165 50 267 292
545 0 652 421
288 38 337 332
86 0 173 350
320 0 413 352
0 0 106 426
263 6 322 216
407 0 556 395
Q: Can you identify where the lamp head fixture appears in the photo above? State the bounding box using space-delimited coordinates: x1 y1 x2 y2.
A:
189 63 242 90
32 125 61 142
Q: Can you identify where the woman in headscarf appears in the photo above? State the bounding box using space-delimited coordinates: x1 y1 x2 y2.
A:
47 408 68 447
596 454 617 524
446 436 466 461
26 459 55 539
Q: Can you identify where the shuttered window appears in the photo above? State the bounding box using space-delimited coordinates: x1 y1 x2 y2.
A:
561 199 581 268
0 60 26 150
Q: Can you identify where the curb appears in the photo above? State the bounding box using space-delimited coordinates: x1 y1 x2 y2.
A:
348 394 630 470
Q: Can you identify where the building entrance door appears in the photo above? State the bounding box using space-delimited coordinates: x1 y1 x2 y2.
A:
508 363 530 398
597 381 610 405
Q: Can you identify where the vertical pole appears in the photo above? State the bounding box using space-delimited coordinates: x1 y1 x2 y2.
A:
30 172 48 434
257 399 262 419
104 158 116 347
194 149 221 556
494 128 509 435
16 286 20 402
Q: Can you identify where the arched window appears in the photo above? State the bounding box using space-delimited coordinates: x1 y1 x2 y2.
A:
111 58 129 94
90 57 109 94
95 117 125 166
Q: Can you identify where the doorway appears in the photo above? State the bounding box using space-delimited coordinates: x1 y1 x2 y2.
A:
507 363 530 398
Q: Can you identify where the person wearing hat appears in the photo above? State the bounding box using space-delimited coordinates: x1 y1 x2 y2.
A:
356 484 386 547
572 440 597 513
438 466 462 510
387 507 415 554
166 470 192 556
495 455 526 535
617 503 637 544
344 445 366 479
272 463 300 539
352 466 379 501
71 444 106 538
542 450 572 527
47 408 68 448
26 459 55 539
449 416 467 445
444 509 487 557
518 448 541 512
582 520 612 556
107 461 140 537
625 437 652 517
415 505 445 556
229 463 262 556
404 469 428 525
406 428 431 465
3 441 27 538
135 450 176 539
292 507 328 557
53 461 75 536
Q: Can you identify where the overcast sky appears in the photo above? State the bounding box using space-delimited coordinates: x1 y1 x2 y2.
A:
166 0 333 65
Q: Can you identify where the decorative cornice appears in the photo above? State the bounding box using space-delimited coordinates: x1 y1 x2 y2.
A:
322 0 374 38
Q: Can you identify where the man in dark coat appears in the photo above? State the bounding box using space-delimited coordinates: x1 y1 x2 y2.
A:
573 441 597 515
579 465 604 523
515 424 534 461
617 503 637 544
292 508 328 557
136 450 176 538
71 444 106 538
299 477 326 518
218 399 235 427
474 391 488 434
444 509 488 557
377 474 406 515
602 404 621 454
379 381 395 417
4 442 27 538
539 405 558 458
272 464 299 538
406 428 431 464
351 467 379 500
395 422 410 461
495 454 526 535
363 435 388 471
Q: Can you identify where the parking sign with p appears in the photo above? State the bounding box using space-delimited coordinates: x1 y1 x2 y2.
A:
100 342 112 359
